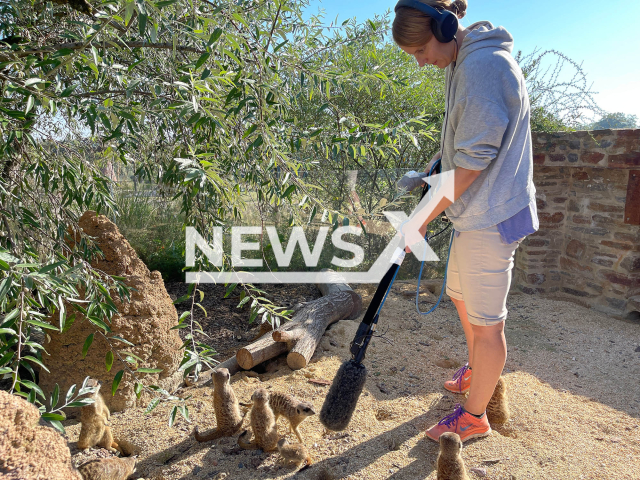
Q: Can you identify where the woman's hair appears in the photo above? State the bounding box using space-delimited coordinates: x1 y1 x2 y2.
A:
392 0 467 47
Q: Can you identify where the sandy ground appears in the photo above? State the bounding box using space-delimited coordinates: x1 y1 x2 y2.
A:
66 288 640 480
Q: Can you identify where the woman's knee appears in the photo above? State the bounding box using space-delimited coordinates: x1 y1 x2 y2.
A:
470 321 505 337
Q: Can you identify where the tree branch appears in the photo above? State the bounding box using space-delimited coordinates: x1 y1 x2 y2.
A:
0 41 204 61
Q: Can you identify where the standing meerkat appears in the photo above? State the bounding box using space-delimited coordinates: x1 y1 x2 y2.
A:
486 376 510 424
242 392 316 443
77 457 136 480
436 432 469 480
77 380 119 453
237 388 279 452
194 368 245 442
277 438 313 469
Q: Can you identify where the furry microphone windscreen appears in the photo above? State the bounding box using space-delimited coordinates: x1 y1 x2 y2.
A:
319 360 368 431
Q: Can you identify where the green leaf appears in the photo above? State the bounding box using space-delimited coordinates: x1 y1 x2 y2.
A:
224 283 237 298
88 316 111 333
138 13 148 36
196 52 210 69
134 382 143 398
105 351 114 372
60 84 78 97
41 412 66 422
50 48 73 59
0 366 12 375
156 0 178 7
67 398 95 408
20 380 45 399
168 405 178 427
208 28 223 46
0 328 16 335
51 384 59 409
145 397 160 414
137 368 162 374
173 294 190 304
23 356 50 373
47 419 65 433
0 277 12 304
112 370 124 396
26 318 57 331
38 261 66 274
82 334 94 358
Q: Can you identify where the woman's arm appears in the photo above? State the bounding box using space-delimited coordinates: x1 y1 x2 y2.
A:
404 166 481 253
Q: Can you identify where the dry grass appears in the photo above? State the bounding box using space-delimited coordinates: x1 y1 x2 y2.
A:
66 290 640 480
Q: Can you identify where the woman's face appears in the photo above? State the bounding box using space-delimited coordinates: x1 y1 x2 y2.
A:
400 35 455 69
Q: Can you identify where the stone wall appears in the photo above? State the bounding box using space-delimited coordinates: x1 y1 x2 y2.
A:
514 129 640 318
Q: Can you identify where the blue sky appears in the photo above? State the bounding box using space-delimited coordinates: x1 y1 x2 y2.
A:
306 0 640 122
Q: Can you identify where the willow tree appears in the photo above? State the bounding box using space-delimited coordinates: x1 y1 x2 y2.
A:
0 0 433 423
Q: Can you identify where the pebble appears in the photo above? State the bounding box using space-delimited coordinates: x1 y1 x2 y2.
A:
635 346 640 353
238 462 244 468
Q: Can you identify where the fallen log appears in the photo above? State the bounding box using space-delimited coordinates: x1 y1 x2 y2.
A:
236 276 361 370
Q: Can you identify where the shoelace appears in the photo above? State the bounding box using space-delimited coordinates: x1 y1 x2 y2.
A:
438 404 465 427
451 363 470 390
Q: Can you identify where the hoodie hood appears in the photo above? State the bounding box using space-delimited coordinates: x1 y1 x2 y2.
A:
456 21 514 65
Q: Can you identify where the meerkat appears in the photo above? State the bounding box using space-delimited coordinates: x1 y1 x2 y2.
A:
486 376 510 424
242 392 315 443
237 388 279 452
436 432 469 480
77 457 136 480
194 368 245 442
277 438 313 469
77 380 119 453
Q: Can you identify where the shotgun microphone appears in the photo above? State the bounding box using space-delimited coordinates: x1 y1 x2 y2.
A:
319 161 442 431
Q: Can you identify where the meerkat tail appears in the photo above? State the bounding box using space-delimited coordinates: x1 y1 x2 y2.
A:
237 430 259 450
193 426 225 442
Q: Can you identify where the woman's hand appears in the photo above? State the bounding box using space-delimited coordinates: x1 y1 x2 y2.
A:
425 151 442 175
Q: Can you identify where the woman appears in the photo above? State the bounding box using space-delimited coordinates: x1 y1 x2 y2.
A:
393 0 538 442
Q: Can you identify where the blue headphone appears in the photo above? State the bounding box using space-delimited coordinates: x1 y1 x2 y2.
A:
394 0 459 44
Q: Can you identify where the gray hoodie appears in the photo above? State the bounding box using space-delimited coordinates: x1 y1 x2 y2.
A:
441 21 536 232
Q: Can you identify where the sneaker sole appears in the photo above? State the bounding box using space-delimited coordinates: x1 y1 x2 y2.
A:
443 385 470 394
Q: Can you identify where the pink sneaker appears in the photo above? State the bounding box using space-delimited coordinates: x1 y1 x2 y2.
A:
426 404 491 442
444 364 472 394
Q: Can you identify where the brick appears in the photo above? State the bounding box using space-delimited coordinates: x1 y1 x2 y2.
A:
562 287 590 297
569 226 609 236
572 171 589 181
592 214 623 223
566 239 586 259
552 197 568 204
585 282 604 293
614 232 638 243
621 255 640 273
609 153 640 168
571 215 591 225
536 181 559 187
521 286 545 295
589 203 624 213
533 154 546 165
616 129 640 138
601 240 634 250
569 140 581 149
526 273 546 285
599 270 638 287
568 153 579 163
550 154 566 162
568 200 581 212
591 256 614 267
560 256 593 274
605 297 627 310
536 198 548 210
539 212 564 224
581 152 605 164
525 238 548 248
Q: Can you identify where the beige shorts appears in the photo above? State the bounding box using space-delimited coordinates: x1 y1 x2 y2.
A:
445 225 521 327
